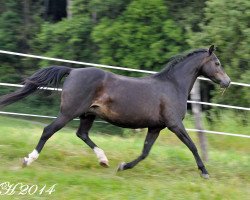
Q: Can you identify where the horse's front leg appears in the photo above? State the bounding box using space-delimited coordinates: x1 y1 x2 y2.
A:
117 127 162 171
168 122 209 179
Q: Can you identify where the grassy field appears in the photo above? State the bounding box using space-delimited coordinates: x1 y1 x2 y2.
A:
0 115 249 200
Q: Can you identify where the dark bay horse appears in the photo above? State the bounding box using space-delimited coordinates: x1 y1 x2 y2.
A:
0 45 230 178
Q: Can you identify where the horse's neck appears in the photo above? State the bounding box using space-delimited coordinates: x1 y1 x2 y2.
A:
158 55 203 97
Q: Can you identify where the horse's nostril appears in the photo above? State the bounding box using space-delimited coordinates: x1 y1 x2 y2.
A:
220 80 230 88
226 78 231 87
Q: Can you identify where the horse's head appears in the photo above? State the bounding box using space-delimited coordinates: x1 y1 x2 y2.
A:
200 45 231 88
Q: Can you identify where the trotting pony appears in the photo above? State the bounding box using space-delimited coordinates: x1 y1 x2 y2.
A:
0 45 230 178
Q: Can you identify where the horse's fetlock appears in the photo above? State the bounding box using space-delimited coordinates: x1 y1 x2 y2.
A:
76 131 81 138
81 134 88 141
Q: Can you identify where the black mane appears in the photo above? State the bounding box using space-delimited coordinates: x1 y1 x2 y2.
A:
154 48 208 78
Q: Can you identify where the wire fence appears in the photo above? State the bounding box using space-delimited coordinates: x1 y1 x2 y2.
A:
0 50 249 139
0 50 250 87
1 82 249 111
0 111 249 138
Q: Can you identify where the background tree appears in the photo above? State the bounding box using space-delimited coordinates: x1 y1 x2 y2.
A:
166 0 206 32
0 0 43 82
92 0 184 74
188 0 250 107
33 0 133 68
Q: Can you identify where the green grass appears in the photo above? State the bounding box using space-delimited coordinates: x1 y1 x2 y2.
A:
0 116 249 200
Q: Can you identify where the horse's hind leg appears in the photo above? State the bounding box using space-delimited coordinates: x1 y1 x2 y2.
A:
118 127 161 171
76 115 109 167
23 113 72 167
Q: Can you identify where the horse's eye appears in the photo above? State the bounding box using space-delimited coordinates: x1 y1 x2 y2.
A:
215 62 220 66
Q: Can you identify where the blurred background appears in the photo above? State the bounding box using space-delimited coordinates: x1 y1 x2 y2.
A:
0 0 249 199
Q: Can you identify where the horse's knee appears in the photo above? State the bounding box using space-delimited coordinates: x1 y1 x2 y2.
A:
43 125 50 133
42 122 63 141
40 129 53 141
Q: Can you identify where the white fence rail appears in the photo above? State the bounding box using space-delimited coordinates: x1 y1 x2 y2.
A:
1 50 250 87
0 50 249 139
0 111 249 138
1 82 249 111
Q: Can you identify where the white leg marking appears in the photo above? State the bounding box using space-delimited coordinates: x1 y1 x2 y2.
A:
93 147 109 166
23 149 39 166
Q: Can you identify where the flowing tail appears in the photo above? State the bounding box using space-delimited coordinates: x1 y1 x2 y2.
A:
0 66 72 108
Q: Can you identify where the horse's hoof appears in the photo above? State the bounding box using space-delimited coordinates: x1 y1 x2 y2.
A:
201 173 210 179
100 160 109 168
117 162 126 172
22 157 28 168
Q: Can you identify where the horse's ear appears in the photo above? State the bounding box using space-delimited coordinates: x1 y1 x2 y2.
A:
208 45 215 55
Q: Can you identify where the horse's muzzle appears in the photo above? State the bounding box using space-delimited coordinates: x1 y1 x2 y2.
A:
220 77 231 88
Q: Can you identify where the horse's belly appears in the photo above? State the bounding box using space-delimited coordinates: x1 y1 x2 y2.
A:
87 87 162 128
88 104 161 129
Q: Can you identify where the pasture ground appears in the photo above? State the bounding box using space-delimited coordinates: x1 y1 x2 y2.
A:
0 115 249 200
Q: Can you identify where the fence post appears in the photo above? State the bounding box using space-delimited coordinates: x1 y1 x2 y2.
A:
67 0 72 19
190 80 208 161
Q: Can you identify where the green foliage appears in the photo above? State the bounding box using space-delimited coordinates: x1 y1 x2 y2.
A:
0 1 22 51
166 0 206 32
0 1 26 82
92 0 185 72
33 16 96 67
33 0 133 69
188 0 250 107
0 0 43 81
80 0 132 21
